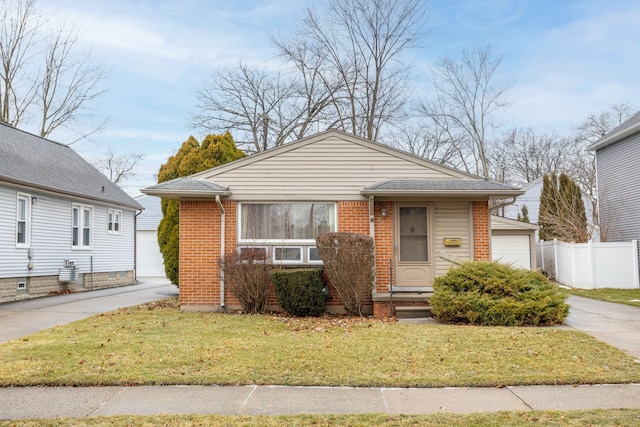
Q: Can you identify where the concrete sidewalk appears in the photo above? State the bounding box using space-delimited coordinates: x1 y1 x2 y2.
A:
1 384 639 419
0 277 177 343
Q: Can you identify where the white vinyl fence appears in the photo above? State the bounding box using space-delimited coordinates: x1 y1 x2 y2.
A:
536 239 640 289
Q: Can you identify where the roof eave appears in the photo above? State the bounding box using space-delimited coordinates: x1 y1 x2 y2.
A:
361 189 524 198
1 177 143 210
587 121 640 151
141 188 231 199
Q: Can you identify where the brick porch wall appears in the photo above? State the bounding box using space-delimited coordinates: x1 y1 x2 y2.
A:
179 200 221 309
473 201 491 261
374 201 393 292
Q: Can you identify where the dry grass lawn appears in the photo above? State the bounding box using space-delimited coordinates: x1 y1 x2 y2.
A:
1 298 638 388
3 410 640 426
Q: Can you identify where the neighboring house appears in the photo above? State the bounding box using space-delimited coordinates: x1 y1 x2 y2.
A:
587 111 640 273
142 130 522 317
0 123 143 303
501 177 595 241
135 195 166 277
500 177 543 225
491 215 538 270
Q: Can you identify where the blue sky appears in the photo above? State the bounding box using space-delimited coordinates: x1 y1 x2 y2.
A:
37 0 640 195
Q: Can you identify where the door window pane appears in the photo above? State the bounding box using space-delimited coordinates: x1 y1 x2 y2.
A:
399 207 428 262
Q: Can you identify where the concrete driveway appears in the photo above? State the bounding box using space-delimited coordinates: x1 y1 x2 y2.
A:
0 277 177 343
565 294 640 360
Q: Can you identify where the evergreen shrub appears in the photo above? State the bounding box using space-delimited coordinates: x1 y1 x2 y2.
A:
431 261 569 326
272 268 326 316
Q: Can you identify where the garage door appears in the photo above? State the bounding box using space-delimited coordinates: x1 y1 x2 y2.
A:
137 230 166 277
491 235 531 269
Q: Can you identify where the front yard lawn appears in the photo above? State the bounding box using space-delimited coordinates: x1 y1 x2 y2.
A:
1 298 639 388
567 288 640 307
3 409 640 427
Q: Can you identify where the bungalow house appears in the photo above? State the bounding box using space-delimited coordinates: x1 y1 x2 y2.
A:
0 123 142 303
587 111 640 274
142 130 522 317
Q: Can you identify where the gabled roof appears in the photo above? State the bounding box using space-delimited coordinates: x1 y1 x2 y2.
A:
142 129 521 199
190 129 476 181
587 111 640 152
361 179 522 198
0 123 142 209
491 215 539 231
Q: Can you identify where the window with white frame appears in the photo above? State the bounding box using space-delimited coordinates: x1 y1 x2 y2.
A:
238 202 336 264
16 193 31 247
108 209 121 234
72 204 93 248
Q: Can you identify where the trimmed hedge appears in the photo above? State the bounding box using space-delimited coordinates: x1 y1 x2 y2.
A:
431 261 569 326
272 268 326 316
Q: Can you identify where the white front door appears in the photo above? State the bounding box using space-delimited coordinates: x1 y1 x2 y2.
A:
394 204 433 289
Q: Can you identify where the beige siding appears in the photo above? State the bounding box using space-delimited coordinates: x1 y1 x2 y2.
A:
433 201 472 276
202 135 467 201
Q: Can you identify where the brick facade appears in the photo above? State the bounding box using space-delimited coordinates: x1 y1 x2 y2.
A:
472 201 491 260
177 199 492 315
179 200 221 309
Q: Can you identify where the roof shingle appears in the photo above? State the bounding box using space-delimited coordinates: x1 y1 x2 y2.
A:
0 123 141 209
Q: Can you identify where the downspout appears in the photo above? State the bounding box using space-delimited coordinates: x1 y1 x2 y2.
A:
134 209 142 283
215 195 226 309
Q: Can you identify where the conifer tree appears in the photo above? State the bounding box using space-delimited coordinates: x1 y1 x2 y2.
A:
157 132 245 285
516 204 529 223
538 172 589 242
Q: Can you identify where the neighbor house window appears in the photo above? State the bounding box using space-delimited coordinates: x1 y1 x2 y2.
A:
72 204 92 248
238 202 336 264
16 193 31 247
108 209 121 234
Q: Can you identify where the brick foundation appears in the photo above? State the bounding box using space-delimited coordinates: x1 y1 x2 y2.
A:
0 270 135 304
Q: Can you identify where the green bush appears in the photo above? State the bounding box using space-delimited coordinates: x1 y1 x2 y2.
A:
431 261 569 326
316 232 374 316
272 269 326 316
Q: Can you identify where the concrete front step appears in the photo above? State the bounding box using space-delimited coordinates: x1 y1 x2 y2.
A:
395 305 433 319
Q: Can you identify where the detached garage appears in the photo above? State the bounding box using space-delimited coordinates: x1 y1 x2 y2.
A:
491 215 538 270
135 195 166 278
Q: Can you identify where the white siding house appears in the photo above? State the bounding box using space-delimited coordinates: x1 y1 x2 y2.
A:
588 111 640 279
0 123 142 302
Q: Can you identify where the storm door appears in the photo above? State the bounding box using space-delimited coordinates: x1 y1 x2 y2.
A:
394 204 433 288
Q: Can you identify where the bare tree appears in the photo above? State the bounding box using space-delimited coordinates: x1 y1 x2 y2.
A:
0 0 106 140
420 45 511 178
191 63 298 153
38 22 107 138
279 0 427 142
0 0 39 126
495 127 570 185
94 148 143 185
387 122 459 165
191 55 342 153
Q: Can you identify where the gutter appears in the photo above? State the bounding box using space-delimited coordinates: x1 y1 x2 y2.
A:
215 195 226 309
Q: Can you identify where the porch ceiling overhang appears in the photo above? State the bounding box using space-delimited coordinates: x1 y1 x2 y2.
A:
361 179 524 198
141 177 230 199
